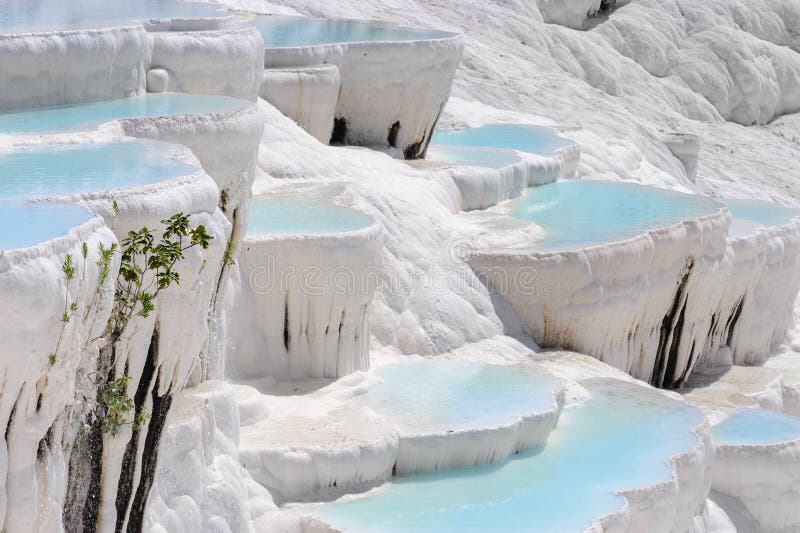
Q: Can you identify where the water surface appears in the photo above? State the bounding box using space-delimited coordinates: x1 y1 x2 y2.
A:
249 16 452 48
0 0 226 33
0 93 249 135
426 145 522 169
431 124 574 158
356 361 559 434
315 380 703 533
247 194 374 236
723 198 800 237
0 140 199 250
712 408 800 446
506 181 720 251
0 141 198 199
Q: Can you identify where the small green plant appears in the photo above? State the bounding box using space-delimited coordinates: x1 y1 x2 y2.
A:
222 239 236 268
49 253 80 364
100 374 135 436
109 213 211 337
96 211 211 437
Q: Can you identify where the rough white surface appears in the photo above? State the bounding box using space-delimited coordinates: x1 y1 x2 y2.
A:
697 218 800 370
6 0 800 530
468 206 732 388
0 26 148 110
391 363 564 475
662 133 700 183
229 219 383 381
148 27 265 101
712 434 800 532
118 103 266 218
260 65 340 144
233 375 399 504
424 142 581 211
0 217 117 532
260 31 463 158
144 381 276 533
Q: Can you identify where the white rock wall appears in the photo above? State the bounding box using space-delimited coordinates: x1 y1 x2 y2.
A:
229 222 383 381
0 26 148 110
263 35 463 158
440 143 581 211
260 64 341 144
712 437 800 532
0 218 117 532
148 27 265 101
699 218 800 370
469 208 732 387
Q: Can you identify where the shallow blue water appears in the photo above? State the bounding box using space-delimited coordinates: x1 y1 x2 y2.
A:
356 361 560 433
0 141 198 199
0 141 199 250
430 124 575 157
712 408 800 446
723 199 800 237
0 93 249 135
0 200 93 251
425 145 522 169
0 0 226 33
506 181 720 251
247 194 374 236
250 16 451 48
315 379 703 533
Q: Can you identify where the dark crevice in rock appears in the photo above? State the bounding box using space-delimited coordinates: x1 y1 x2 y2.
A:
652 261 693 388
125 375 172 533
387 121 400 147
115 328 159 533
726 294 746 348
283 292 290 351
403 104 444 160
403 138 425 160
63 343 115 533
663 299 689 388
330 117 347 145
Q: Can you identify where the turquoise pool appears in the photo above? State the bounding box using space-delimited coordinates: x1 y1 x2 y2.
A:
425 145 522 169
430 124 574 158
0 93 249 135
506 181 721 251
0 200 94 251
314 379 703 533
0 141 199 199
248 16 452 48
712 408 800 446
355 361 560 434
723 199 800 237
0 0 226 34
247 194 374 236
0 140 199 250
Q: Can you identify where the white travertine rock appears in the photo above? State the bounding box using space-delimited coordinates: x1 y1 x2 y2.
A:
662 133 700 183
43 150 232 532
0 217 117 531
699 218 800 369
0 26 148 110
712 434 800 532
118 102 266 217
143 382 276 533
468 207 732 388
229 221 383 381
260 64 341 144
234 377 399 505
146 68 172 93
431 143 581 211
148 27 265 101
263 34 463 158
